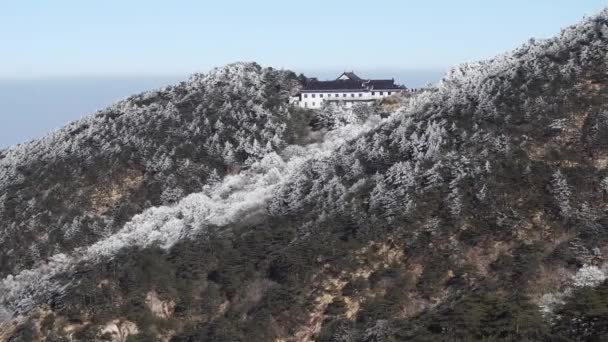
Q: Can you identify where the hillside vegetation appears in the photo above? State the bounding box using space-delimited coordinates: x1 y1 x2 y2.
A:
3 9 608 342
0 63 306 278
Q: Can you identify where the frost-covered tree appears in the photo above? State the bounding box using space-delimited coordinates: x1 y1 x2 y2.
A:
572 265 607 288
0 62 303 278
551 170 572 219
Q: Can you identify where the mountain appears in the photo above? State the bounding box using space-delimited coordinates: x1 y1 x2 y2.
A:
0 63 307 279
3 10 608 342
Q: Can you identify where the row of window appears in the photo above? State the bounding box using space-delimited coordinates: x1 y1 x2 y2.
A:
303 91 392 99
304 100 363 107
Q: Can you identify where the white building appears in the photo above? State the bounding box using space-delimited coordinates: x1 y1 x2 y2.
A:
290 71 407 108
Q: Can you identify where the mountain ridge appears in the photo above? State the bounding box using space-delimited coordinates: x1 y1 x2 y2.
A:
0 62 308 280
3 9 608 341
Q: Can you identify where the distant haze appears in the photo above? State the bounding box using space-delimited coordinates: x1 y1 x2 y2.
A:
0 76 182 149
0 69 443 148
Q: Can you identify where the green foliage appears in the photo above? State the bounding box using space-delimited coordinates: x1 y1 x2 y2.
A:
396 292 550 341
284 107 314 145
40 312 56 333
317 318 354 342
71 324 99 341
416 253 451 298
7 320 37 342
125 335 146 342
325 298 347 317
342 277 368 297
553 281 608 341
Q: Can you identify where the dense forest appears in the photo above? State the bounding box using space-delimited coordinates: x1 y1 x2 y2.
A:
3 9 608 342
0 63 307 278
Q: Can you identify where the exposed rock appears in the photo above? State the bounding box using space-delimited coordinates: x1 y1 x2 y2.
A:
145 291 175 319
99 319 138 342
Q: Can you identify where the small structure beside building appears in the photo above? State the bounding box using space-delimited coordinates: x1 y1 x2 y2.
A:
290 71 407 108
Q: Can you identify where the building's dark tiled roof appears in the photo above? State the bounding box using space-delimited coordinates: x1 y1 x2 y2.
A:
337 71 362 81
368 79 400 89
302 77 405 92
303 80 366 91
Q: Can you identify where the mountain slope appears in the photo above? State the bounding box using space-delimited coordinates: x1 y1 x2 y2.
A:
4 10 608 342
0 63 307 278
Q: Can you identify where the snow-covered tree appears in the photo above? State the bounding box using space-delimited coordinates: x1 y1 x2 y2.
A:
551 170 572 219
572 264 607 288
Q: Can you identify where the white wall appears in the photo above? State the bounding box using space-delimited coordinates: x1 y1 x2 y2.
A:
296 90 401 108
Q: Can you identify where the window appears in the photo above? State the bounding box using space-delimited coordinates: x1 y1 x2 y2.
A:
335 94 339 98
388 92 392 95
320 94 323 98
304 94 308 98
312 94 316 98
343 93 347 97
371 92 375 95
380 91 384 95
351 93 355 97
304 102 308 107
359 93 363 97
312 102 315 106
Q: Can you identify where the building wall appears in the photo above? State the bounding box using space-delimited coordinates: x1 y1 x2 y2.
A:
294 89 401 108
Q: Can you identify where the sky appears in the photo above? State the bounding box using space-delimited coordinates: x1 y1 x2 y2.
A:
0 0 607 147
1 0 607 79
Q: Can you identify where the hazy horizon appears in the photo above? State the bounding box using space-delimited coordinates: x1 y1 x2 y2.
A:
0 67 445 148
2 1 605 79
2 0 606 147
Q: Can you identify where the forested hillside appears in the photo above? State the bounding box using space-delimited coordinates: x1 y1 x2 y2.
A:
3 9 608 342
0 63 306 278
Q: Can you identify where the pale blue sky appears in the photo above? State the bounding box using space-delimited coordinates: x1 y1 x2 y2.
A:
1 0 607 79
